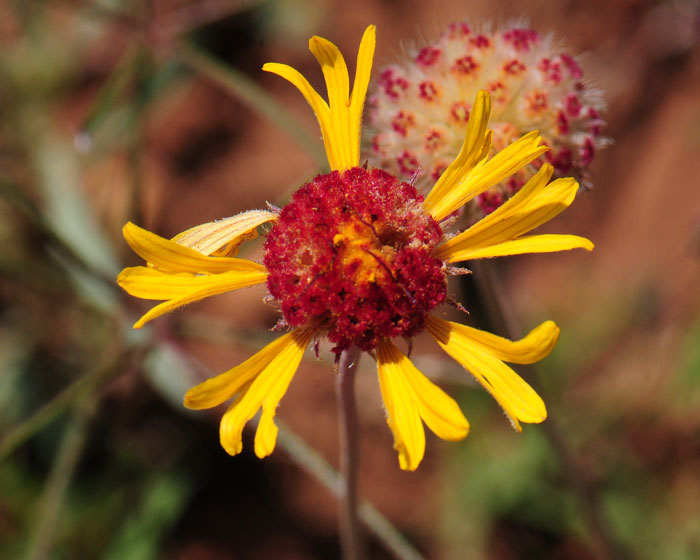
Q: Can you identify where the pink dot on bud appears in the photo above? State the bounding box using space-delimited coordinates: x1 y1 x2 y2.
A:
556 111 570 134
398 151 420 175
447 22 471 38
451 56 480 76
504 59 527 75
419 81 440 102
565 93 582 117
416 46 441 67
470 35 491 48
391 110 416 136
580 137 595 166
424 130 444 152
449 101 471 124
503 28 541 52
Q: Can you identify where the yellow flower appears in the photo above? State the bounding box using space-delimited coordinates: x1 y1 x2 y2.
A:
117 26 593 471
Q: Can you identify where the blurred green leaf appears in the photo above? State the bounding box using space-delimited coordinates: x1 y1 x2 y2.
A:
100 471 192 560
78 47 140 140
32 132 119 278
679 313 700 389
143 344 200 414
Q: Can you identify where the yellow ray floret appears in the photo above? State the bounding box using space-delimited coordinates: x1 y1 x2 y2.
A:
426 316 557 431
118 267 268 328
263 25 376 171
122 222 267 274
423 90 492 216
196 327 315 457
118 222 269 328
172 209 278 257
377 339 469 471
423 91 548 222
435 164 594 262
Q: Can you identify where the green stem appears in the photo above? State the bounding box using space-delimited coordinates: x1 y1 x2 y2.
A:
177 40 328 169
336 346 364 560
0 352 132 463
0 181 115 289
24 399 97 560
470 260 630 560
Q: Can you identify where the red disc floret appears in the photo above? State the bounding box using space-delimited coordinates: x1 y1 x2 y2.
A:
264 167 446 352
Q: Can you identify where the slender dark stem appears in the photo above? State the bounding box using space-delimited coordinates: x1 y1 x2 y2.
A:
470 260 631 560
336 346 364 560
273 419 424 560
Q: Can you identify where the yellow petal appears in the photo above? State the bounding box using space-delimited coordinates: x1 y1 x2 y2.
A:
401 366 469 442
377 340 425 471
442 234 594 261
435 165 594 262
348 25 376 159
171 210 278 256
218 327 313 456
264 26 376 171
423 90 491 218
309 34 352 169
427 316 548 431
460 132 547 205
262 61 337 168
436 319 560 365
379 340 469 444
117 266 268 328
184 331 301 410
376 339 470 470
426 131 547 222
122 222 266 274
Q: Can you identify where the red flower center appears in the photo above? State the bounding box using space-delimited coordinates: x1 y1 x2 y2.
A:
264 167 446 352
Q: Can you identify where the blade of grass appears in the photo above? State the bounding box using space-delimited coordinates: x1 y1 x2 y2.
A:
24 398 97 560
177 40 328 169
0 351 135 463
77 46 140 140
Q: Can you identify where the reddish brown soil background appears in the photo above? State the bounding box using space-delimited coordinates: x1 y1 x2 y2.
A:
2 0 700 558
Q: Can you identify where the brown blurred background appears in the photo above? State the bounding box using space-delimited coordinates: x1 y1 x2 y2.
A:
1 0 699 558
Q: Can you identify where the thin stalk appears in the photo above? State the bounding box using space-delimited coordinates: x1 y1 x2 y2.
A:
0 181 115 289
0 351 133 463
24 398 97 560
177 40 328 169
335 346 364 560
470 260 630 560
274 419 424 560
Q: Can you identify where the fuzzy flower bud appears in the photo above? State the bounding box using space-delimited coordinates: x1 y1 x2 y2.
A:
365 22 608 216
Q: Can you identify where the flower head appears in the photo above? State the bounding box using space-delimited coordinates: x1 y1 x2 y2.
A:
366 22 608 216
118 26 593 470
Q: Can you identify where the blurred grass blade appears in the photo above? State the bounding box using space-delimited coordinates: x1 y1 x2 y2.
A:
51 251 119 313
0 351 131 463
101 471 192 560
32 132 119 277
143 343 202 413
77 46 139 141
178 40 328 169
25 399 97 560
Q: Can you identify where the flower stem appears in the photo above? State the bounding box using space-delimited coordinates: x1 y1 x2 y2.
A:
336 345 364 560
25 398 97 560
470 260 630 560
